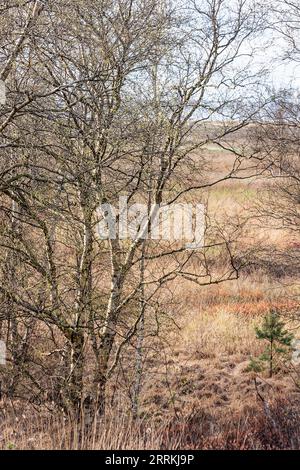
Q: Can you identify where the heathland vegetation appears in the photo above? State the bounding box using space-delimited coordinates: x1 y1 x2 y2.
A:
0 0 299 449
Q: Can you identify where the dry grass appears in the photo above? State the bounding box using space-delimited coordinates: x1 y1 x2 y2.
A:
183 309 261 357
2 394 300 450
0 148 299 450
0 406 168 450
2 267 298 450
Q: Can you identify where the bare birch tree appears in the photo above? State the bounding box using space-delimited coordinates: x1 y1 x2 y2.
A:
0 0 269 422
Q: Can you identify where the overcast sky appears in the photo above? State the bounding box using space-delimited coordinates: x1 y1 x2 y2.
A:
269 60 300 89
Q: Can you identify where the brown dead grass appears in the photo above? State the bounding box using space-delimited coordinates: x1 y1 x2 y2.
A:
1 148 299 450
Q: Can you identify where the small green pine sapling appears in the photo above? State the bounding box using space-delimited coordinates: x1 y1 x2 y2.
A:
249 309 293 378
